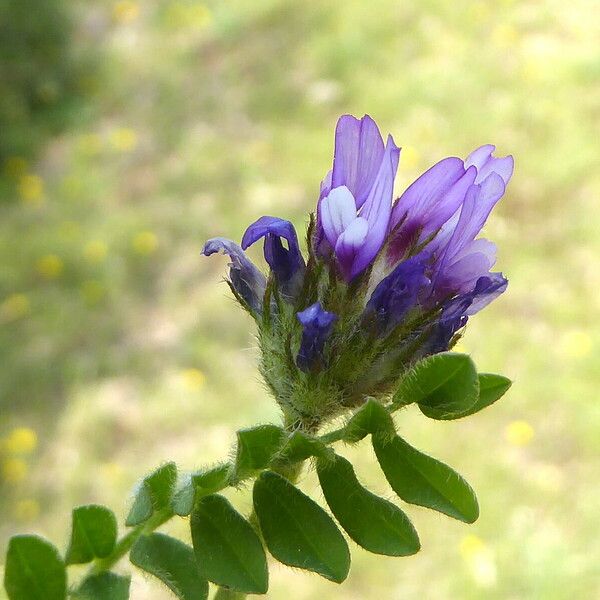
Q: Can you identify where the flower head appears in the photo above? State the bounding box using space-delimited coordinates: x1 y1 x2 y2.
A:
203 114 512 423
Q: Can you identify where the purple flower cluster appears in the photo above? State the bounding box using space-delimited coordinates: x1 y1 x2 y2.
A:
204 114 512 377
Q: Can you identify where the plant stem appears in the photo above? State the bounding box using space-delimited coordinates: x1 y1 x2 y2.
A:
87 508 171 576
84 399 401 592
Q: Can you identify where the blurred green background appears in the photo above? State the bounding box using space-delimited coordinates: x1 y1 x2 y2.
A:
1 0 599 598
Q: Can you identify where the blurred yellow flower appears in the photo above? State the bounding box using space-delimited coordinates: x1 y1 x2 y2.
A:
80 280 106 305
165 2 213 29
491 24 519 48
36 254 64 280
401 146 421 170
2 428 37 455
505 420 534 447
113 0 140 23
3 156 28 178
0 293 30 322
2 458 28 483
559 329 593 360
459 534 485 560
467 2 490 24
13 499 40 522
132 231 158 255
459 534 497 588
84 240 108 263
100 461 125 485
181 368 206 391
78 133 102 156
109 128 138 152
18 174 45 205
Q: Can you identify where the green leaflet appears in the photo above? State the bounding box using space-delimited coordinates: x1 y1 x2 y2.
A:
71 572 130 600
65 505 117 565
441 373 512 419
130 533 208 600
126 462 177 526
275 430 330 462
233 424 286 479
317 454 420 556
171 463 231 516
4 535 66 600
373 434 479 523
394 352 479 418
253 471 350 583
190 494 268 594
343 398 395 443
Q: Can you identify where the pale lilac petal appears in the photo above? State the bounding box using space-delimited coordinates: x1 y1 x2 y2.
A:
319 169 333 200
465 144 495 170
351 135 400 278
335 217 368 279
419 165 477 240
390 157 466 229
319 186 358 247
465 144 514 185
476 155 514 185
445 172 505 259
335 217 368 253
332 114 385 208
444 253 493 293
452 238 497 266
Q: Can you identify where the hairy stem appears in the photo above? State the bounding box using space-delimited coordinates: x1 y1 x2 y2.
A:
88 508 172 576
83 399 401 592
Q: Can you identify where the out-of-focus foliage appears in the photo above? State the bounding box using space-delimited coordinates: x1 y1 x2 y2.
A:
0 0 95 164
0 0 599 598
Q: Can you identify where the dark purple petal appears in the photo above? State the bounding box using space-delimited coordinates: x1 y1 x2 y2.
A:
296 302 337 372
242 216 306 297
464 272 508 315
364 254 430 335
426 272 508 353
331 115 385 209
203 237 266 314
350 134 400 279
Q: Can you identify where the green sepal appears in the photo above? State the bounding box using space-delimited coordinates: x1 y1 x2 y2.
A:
130 533 208 600
275 430 331 463
190 494 268 594
317 454 420 556
65 505 117 565
373 434 479 523
394 352 479 418
253 471 350 584
233 424 286 480
343 398 395 443
4 535 66 600
436 373 512 420
171 463 231 516
126 462 177 526
71 572 130 600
